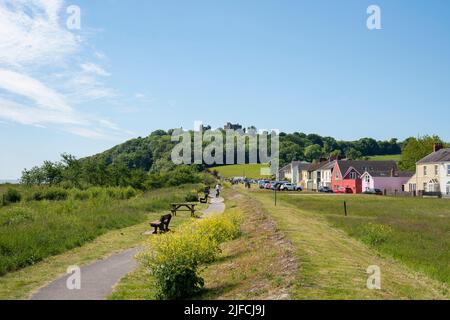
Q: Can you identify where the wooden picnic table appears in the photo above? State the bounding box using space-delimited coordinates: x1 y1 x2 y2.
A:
170 203 198 217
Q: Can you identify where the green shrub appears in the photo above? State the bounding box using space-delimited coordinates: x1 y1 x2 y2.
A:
2 188 22 205
30 188 68 201
140 210 242 299
44 188 69 201
0 207 34 226
184 192 199 203
360 223 393 246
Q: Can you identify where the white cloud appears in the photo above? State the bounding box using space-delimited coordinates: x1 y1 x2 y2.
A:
81 63 111 77
0 0 79 67
0 97 82 126
0 68 72 112
0 0 128 140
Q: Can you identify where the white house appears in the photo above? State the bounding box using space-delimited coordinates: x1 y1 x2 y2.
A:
440 162 450 197
319 161 336 188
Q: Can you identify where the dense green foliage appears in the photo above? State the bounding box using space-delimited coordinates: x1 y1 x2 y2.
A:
399 135 449 171
140 210 242 299
2 189 22 205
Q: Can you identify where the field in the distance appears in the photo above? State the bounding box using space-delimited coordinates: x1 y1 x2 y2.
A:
213 164 270 179
368 154 402 162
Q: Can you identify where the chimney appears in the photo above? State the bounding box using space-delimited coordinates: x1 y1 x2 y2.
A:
434 143 444 153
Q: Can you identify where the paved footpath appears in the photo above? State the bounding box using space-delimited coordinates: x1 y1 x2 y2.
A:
31 197 225 300
201 196 225 217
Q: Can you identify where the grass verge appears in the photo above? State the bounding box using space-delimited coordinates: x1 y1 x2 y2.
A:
246 188 449 299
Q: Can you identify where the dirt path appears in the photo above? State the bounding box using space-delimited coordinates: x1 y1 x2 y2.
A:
245 189 448 299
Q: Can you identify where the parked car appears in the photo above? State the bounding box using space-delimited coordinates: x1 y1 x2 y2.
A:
335 187 353 194
258 180 270 189
280 183 302 191
363 189 383 195
318 186 333 193
271 181 289 191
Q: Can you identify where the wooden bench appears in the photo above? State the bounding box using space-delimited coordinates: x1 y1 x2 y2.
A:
150 214 172 234
171 203 197 217
199 193 209 204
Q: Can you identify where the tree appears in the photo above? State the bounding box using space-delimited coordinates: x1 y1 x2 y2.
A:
399 135 446 171
346 148 362 160
304 144 323 162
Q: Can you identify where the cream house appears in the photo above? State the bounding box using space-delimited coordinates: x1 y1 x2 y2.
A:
440 162 450 197
279 161 311 188
405 145 450 196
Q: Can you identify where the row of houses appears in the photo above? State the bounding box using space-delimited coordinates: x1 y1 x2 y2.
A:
279 159 412 194
279 144 450 197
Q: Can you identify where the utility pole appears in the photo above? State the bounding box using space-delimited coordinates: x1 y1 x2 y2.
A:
274 188 277 206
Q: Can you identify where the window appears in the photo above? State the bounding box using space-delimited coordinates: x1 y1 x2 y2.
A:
447 182 450 195
423 166 427 176
435 165 439 176
335 172 339 180
365 175 370 183
349 172 357 180
447 165 450 176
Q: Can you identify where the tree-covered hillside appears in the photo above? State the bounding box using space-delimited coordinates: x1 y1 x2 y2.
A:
20 128 448 188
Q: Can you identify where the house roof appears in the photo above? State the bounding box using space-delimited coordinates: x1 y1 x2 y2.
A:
293 161 312 171
278 164 291 173
307 161 329 172
363 170 414 178
319 160 337 171
417 148 450 164
336 160 397 177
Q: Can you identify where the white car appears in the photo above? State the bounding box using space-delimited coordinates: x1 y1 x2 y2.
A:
280 183 302 191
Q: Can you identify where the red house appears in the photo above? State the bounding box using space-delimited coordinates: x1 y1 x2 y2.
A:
331 160 397 194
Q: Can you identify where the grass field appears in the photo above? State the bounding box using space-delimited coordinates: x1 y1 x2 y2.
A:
368 154 402 162
213 164 270 179
245 189 449 299
263 191 450 286
0 184 201 277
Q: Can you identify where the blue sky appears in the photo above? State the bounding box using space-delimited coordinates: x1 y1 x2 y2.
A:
1 0 450 179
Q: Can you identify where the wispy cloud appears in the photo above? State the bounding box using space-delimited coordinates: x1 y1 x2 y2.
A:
81 63 111 77
0 0 128 140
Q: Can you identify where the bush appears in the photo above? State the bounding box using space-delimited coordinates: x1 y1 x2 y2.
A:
30 188 68 201
360 223 393 246
184 192 199 203
140 211 242 299
0 207 34 226
2 188 22 205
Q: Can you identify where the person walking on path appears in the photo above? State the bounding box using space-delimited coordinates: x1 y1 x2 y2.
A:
215 184 222 198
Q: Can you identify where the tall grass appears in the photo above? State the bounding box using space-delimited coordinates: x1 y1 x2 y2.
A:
0 184 201 276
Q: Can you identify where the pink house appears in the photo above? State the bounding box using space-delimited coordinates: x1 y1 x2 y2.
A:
360 170 413 193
